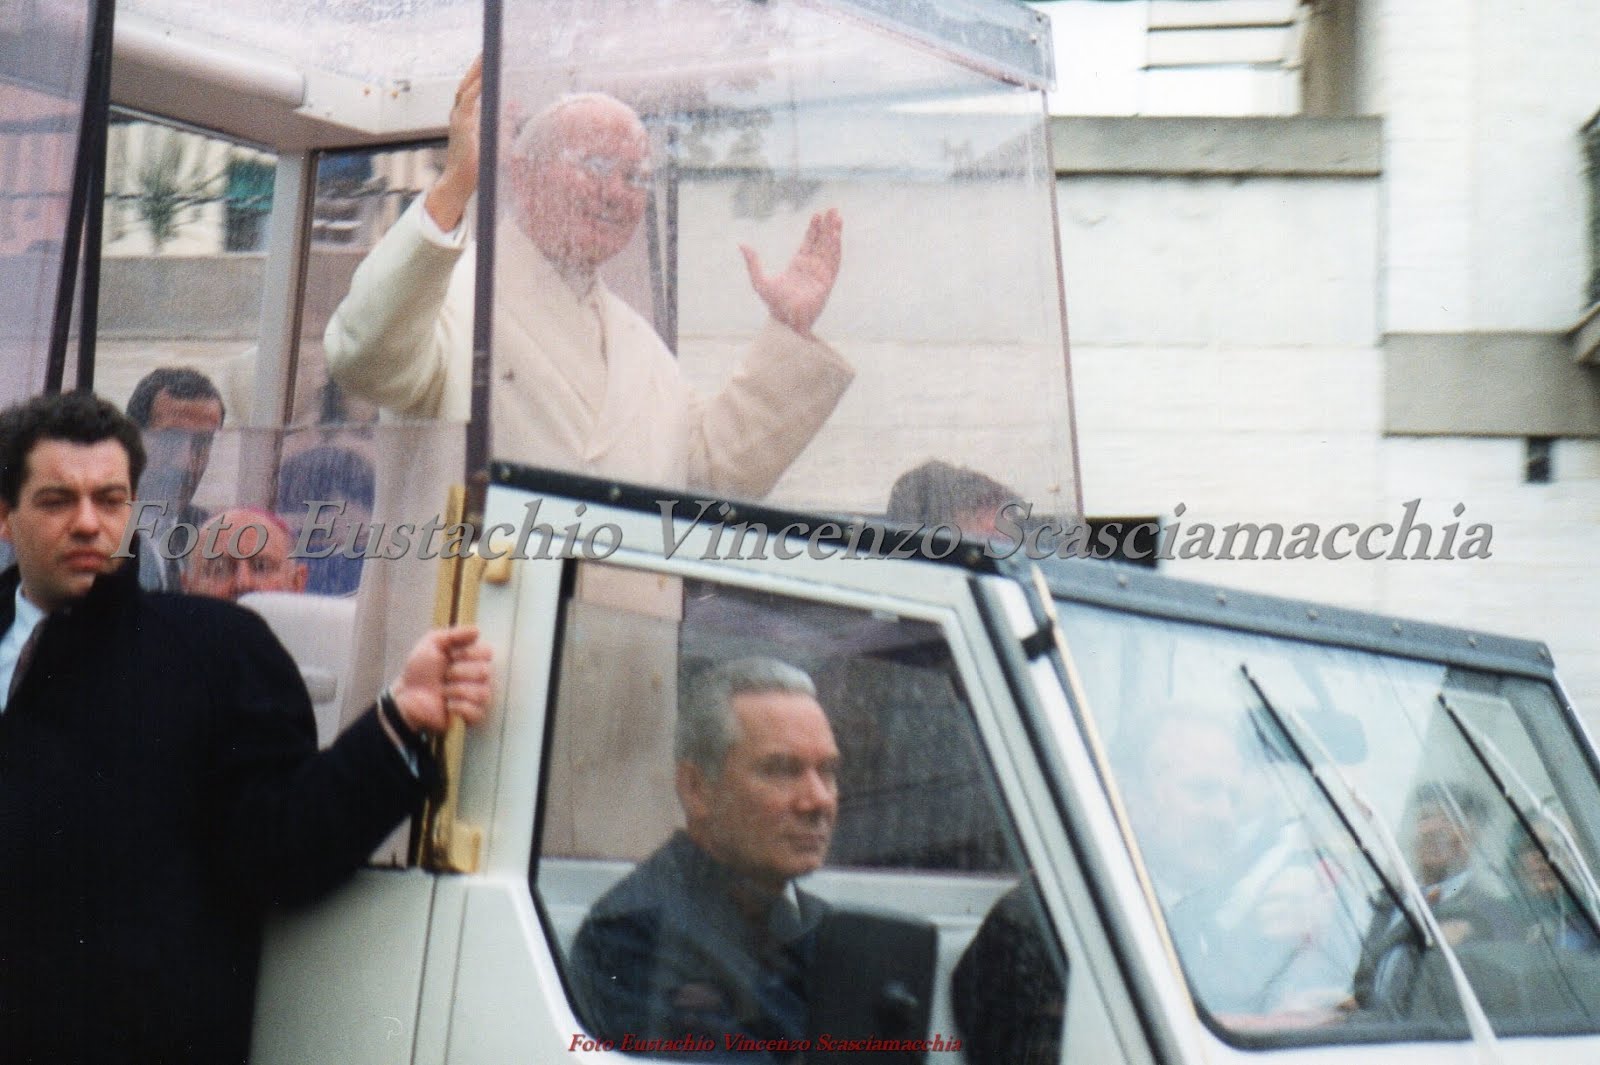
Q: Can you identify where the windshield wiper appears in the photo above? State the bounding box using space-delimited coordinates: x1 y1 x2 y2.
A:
1238 667 1429 950
1436 693 1600 945
1242 666 1504 1062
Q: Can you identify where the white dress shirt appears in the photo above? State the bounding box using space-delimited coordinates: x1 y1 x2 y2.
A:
0 586 46 711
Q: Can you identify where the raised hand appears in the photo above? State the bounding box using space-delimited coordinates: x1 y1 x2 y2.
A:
424 56 483 232
740 207 843 339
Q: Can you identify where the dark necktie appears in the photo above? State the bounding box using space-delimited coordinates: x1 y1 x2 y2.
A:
7 622 42 703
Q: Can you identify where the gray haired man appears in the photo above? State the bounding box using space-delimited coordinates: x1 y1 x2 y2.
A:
568 657 839 1059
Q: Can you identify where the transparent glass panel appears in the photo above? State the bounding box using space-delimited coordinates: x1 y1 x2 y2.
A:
491 1 1075 518
118 0 481 85
1055 599 1600 1044
533 560 1065 1060
0 0 93 405
296 143 447 427
119 422 456 748
97 113 276 428
314 0 1075 534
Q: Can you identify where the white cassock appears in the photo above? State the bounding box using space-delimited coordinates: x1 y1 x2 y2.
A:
324 199 855 859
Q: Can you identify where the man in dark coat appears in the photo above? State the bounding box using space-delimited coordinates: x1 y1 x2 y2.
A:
0 391 493 1065
567 658 839 1060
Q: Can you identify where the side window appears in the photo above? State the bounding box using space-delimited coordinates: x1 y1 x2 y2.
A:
100 112 277 497
531 561 1066 1061
98 114 280 591
295 143 445 428
101 112 275 403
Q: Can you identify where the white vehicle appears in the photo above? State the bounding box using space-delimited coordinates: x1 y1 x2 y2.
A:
6 0 1600 1062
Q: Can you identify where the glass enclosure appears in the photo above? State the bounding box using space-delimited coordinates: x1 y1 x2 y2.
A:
97 113 275 422
118 0 480 86
90 113 459 739
86 0 1080 750
458 0 1077 522
1053 597 1600 1044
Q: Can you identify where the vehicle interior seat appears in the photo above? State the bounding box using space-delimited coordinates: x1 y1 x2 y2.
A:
239 590 358 748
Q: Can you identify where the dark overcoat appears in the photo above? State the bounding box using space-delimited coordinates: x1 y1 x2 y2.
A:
0 558 429 1064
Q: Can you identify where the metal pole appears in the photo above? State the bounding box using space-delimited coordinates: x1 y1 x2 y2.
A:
46 0 115 394
465 0 502 520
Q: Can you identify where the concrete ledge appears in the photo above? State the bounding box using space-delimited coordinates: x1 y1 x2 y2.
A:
98 247 367 340
100 254 265 339
1051 115 1382 177
1386 332 1600 437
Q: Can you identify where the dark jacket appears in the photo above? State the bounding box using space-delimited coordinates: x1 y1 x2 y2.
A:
567 832 829 1061
0 557 430 1065
950 878 1065 1065
1352 869 1520 1013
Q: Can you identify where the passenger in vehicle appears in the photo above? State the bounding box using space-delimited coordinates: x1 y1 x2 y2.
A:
325 59 854 497
126 366 224 590
1509 816 1600 952
1118 714 1245 912
949 875 1065 1065
1119 716 1291 1006
0 390 494 1065
566 657 839 1057
1353 782 1519 1009
885 459 1020 544
275 443 374 596
183 505 308 601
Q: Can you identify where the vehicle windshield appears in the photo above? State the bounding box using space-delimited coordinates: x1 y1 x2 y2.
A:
1053 598 1600 1045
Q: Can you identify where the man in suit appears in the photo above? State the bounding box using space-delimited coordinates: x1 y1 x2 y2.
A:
567 658 839 1059
125 366 226 590
0 390 493 1065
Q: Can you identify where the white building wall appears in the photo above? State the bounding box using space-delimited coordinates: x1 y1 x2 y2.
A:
1375 0 1600 728
1051 1 1600 729
1062 170 1389 607
1381 0 1600 331
1378 438 1600 729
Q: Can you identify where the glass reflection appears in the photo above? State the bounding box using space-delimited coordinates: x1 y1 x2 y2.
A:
535 560 1063 1059
0 0 93 405
321 0 1077 519
1057 599 1600 1041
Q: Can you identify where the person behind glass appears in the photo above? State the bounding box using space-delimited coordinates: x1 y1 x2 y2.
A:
886 459 1020 545
1121 715 1245 911
275 444 375 596
1509 816 1600 953
951 715 1245 1059
0 391 494 1065
1352 782 1519 1010
125 366 226 590
325 58 854 496
183 505 308 601
567 658 840 1059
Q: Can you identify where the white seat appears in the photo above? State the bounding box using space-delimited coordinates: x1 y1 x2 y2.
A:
238 590 357 748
